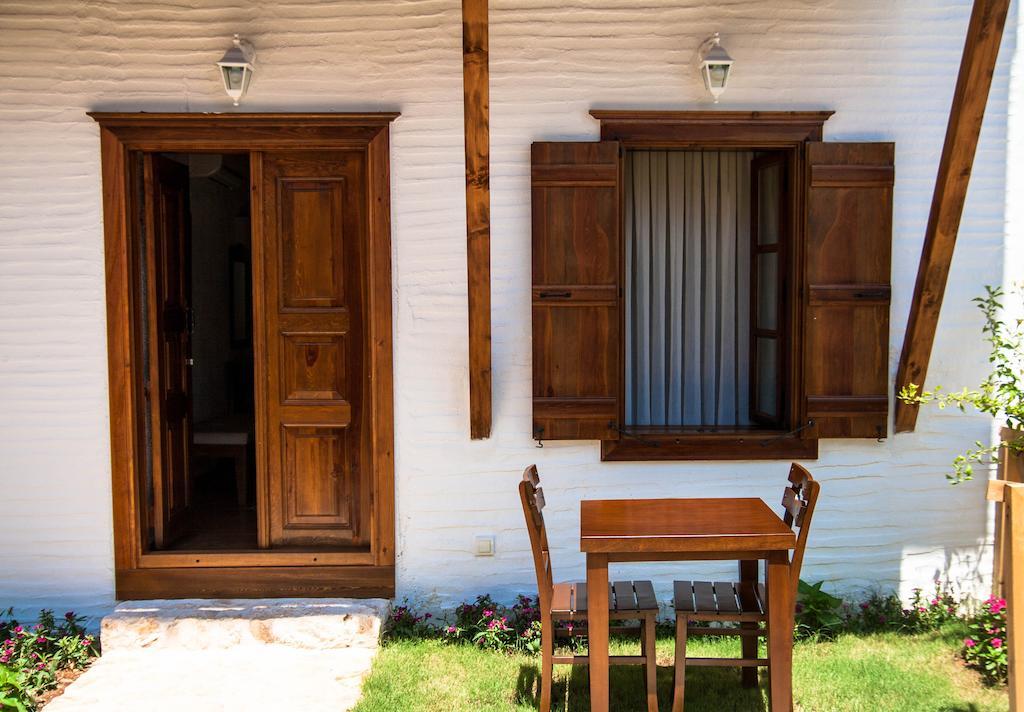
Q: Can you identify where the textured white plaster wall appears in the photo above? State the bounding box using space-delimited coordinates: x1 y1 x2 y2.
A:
0 0 1016 620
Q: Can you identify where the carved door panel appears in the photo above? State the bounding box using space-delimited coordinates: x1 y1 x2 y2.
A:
259 151 370 547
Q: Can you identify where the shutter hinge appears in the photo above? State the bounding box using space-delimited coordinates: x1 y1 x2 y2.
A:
534 424 544 448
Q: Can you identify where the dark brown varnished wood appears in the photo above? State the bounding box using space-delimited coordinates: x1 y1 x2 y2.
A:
670 464 820 712
520 466 658 712
894 0 1011 433
600 429 818 461
92 112 397 599
142 153 193 548
579 485 802 712
260 150 368 548
591 110 833 148
463 0 492 440
803 142 894 439
116 565 395 600
580 498 796 555
531 142 622 441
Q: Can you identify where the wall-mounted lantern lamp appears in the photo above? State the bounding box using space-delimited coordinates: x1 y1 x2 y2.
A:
216 34 256 106
698 33 734 103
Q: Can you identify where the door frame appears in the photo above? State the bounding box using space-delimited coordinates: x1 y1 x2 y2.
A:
90 112 398 599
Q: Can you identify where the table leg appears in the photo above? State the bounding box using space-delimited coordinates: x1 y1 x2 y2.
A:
739 559 759 688
767 552 794 712
586 553 609 712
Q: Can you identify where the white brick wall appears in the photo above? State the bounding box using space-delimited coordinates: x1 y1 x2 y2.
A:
0 0 1017 620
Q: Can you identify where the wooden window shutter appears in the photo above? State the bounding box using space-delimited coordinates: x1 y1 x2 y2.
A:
532 141 622 441
803 142 894 438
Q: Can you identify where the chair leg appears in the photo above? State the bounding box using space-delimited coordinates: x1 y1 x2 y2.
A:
644 614 658 712
741 622 758 688
672 615 688 712
540 615 553 712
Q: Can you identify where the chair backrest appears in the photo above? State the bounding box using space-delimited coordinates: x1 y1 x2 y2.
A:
781 463 821 592
519 465 554 613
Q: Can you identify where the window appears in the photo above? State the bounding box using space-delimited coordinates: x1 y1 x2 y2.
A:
623 149 788 431
531 112 893 461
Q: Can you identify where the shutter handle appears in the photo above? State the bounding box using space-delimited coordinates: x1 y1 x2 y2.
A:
854 289 889 300
538 290 572 299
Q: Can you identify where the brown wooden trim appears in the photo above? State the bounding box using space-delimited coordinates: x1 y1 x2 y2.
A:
139 550 374 569
92 112 397 598
116 566 395 600
592 110 833 148
600 431 819 461
463 0 492 440
367 128 397 567
250 152 272 549
894 0 1011 433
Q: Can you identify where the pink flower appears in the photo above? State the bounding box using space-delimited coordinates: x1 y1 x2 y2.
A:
964 638 976 648
482 610 493 618
993 638 1003 648
930 599 940 606
917 607 926 613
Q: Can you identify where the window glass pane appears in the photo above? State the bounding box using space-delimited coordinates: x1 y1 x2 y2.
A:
757 252 778 330
757 163 782 246
756 337 778 418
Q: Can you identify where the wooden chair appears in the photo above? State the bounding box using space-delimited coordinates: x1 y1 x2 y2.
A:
670 463 820 712
519 465 660 712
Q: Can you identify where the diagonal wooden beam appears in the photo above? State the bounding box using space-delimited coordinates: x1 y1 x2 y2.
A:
893 0 1010 433
463 0 492 439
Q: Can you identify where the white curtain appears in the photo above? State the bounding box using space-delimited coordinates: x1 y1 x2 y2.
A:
625 150 752 427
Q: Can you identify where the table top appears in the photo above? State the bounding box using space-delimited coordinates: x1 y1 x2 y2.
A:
580 498 796 555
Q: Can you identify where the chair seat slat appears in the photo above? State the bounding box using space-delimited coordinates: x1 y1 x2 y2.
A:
693 580 717 613
713 581 741 613
612 580 635 612
674 580 696 612
634 580 657 610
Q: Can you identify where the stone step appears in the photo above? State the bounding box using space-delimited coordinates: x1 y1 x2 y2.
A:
100 598 391 652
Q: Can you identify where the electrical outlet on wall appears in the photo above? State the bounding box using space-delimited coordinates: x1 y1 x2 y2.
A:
474 535 496 557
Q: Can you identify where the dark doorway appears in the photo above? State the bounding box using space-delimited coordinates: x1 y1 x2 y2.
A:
139 152 256 551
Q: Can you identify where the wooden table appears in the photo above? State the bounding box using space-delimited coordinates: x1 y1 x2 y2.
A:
580 498 797 712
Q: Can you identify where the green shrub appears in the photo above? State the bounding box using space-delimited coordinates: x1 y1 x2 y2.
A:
383 600 435 639
0 608 99 710
441 594 542 654
795 580 844 639
962 596 1008 685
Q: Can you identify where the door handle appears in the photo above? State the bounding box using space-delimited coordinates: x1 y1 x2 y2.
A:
186 358 195 367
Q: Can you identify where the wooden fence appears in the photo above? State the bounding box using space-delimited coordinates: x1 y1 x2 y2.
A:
987 438 1024 710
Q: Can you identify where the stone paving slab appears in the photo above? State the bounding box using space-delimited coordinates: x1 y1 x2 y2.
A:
45 647 373 712
45 598 390 711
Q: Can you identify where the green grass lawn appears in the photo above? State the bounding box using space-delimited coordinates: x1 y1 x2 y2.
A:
354 626 1008 712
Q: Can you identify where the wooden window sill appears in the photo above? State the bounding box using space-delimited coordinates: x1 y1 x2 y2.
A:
600 429 818 462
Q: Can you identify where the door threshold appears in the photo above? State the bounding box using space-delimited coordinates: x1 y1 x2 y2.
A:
139 550 374 569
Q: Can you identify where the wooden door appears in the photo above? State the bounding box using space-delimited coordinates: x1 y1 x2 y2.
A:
259 151 370 547
143 154 193 548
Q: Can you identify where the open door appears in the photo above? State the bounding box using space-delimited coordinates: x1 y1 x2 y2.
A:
143 154 193 548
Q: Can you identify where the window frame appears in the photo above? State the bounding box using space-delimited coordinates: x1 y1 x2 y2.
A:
590 110 834 461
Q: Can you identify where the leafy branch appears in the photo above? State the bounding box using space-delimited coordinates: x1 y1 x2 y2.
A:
898 285 1024 484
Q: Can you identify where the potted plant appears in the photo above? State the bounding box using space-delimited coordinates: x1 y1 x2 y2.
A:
899 285 1024 484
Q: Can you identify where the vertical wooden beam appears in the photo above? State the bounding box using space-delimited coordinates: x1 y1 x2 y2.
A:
990 481 1024 710
894 0 1010 433
462 0 492 439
